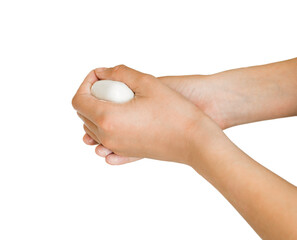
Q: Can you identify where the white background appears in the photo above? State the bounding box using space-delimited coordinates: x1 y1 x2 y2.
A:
0 0 296 239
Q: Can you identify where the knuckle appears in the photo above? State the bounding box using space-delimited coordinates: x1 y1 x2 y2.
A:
83 124 92 134
94 114 104 127
113 64 127 74
140 74 152 82
71 94 80 109
139 74 155 85
96 114 115 132
101 120 115 132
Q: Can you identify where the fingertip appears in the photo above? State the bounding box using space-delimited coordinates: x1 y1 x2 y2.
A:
105 154 140 165
83 134 97 145
105 154 125 165
95 67 107 73
94 67 108 79
76 70 98 96
95 145 113 157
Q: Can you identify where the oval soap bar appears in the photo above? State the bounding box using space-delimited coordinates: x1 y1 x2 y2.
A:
91 80 134 103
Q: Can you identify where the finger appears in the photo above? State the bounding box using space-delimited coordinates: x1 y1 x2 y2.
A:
72 70 114 122
77 112 98 135
95 144 113 157
83 124 100 143
76 69 100 95
94 65 155 92
105 153 141 165
83 133 98 145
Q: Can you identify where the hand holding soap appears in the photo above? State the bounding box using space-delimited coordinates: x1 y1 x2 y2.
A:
91 80 134 103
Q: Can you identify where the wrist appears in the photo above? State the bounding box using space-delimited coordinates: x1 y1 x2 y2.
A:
157 74 210 87
185 114 229 168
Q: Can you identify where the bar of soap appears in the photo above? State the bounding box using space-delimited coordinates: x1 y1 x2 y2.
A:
91 80 134 103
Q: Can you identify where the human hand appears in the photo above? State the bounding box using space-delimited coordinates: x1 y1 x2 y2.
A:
74 63 297 240
82 74 229 163
72 65 221 165
83 73 238 163
82 58 297 164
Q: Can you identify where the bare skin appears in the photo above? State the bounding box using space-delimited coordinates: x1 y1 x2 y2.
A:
72 61 297 239
88 58 297 164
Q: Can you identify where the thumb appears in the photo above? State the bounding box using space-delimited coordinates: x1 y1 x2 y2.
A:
94 65 155 92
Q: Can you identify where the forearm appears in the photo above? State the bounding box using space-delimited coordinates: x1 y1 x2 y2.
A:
189 126 297 239
207 58 297 127
158 58 297 129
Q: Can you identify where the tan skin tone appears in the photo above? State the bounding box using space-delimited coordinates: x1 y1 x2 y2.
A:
86 58 297 164
72 59 297 239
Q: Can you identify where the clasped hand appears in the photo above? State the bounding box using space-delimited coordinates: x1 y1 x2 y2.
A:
72 65 221 165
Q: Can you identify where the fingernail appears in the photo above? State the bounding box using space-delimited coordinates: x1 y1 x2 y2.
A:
98 148 112 157
107 155 121 165
95 67 107 72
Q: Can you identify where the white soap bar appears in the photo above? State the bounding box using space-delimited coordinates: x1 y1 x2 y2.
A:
91 80 134 103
